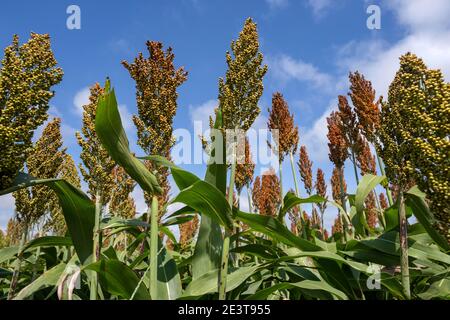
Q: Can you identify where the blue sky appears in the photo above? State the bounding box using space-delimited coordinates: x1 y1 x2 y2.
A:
1 0 450 233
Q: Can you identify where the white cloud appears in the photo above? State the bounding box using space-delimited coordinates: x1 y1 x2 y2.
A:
300 101 335 165
336 1 450 98
307 0 332 18
189 99 217 128
118 104 134 132
73 87 90 116
385 0 450 33
0 194 14 230
266 0 288 9
267 54 335 92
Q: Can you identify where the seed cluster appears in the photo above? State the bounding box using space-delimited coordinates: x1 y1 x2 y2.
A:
0 34 63 189
379 53 450 242
219 18 267 132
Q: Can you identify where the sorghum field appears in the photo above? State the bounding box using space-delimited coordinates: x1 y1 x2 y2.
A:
0 5 449 302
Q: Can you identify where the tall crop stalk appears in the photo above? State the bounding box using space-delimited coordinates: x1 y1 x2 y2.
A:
149 195 159 299
8 224 27 300
219 141 237 300
90 191 102 300
289 151 304 228
398 191 411 299
376 152 393 206
247 184 253 213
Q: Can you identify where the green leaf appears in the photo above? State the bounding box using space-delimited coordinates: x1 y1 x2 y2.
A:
418 278 450 300
406 187 450 251
384 203 412 232
244 280 347 300
279 192 326 219
0 174 95 264
0 246 19 264
162 215 195 227
95 84 162 195
142 155 200 190
235 210 321 252
192 108 225 280
172 180 233 231
183 265 259 297
355 174 386 233
155 242 182 300
85 260 150 300
22 236 73 253
14 263 66 300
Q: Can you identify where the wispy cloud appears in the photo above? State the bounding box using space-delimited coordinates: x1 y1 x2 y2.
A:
188 99 217 128
306 0 333 18
267 54 335 92
265 0 289 9
73 87 90 116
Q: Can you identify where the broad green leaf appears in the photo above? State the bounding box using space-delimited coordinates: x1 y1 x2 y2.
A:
172 180 233 231
22 236 72 253
361 232 450 265
384 203 413 232
95 84 162 195
162 215 195 227
183 265 259 297
14 263 66 300
235 211 321 252
418 278 450 300
100 217 149 231
142 155 200 190
0 246 19 264
85 260 150 300
245 280 347 300
155 242 182 300
406 187 450 251
355 174 386 233
192 108 225 280
279 192 326 219
0 174 94 264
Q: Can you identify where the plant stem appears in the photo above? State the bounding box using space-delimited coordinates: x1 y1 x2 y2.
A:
8 223 27 300
279 159 284 208
289 151 304 227
350 150 360 186
375 151 394 206
149 195 159 300
218 235 231 300
398 191 411 299
338 168 348 242
219 141 237 300
247 184 253 213
90 191 102 300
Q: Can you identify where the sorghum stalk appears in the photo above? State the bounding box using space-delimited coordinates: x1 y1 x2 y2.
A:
90 191 102 300
219 139 237 300
376 152 394 206
149 195 159 299
289 151 304 228
7 224 27 300
398 191 411 299
247 184 253 213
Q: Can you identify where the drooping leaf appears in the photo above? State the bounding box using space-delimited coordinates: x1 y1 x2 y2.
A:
182 265 259 297
85 260 150 300
172 180 233 231
0 173 94 264
95 85 162 195
22 236 73 253
14 263 66 300
279 192 326 220
155 242 182 300
235 210 321 252
406 186 450 251
192 108 226 280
